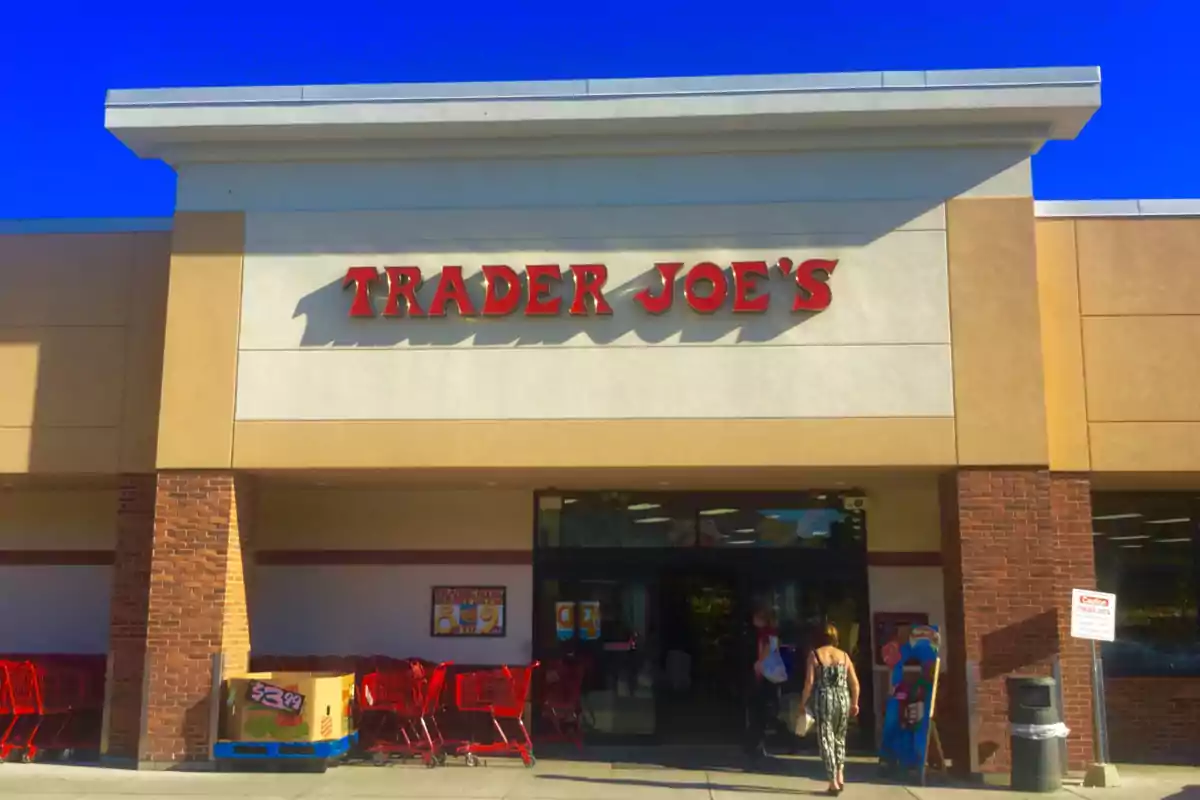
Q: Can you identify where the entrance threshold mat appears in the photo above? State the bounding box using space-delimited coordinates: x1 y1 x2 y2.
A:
213 732 357 760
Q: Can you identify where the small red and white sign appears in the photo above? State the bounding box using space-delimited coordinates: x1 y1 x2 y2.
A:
1070 588 1117 642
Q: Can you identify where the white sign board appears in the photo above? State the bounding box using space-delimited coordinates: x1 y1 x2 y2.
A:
1070 589 1117 642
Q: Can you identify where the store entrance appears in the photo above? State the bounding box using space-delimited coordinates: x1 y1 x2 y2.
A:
656 567 743 743
533 490 872 748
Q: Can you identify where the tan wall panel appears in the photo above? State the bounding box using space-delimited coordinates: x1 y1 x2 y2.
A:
1090 422 1200 473
1035 219 1090 471
946 198 1048 466
0 488 117 549
255 488 531 550
119 232 171 472
864 476 941 552
0 327 125 429
233 417 957 470
0 339 38 426
0 427 119 474
157 213 244 469
1076 218 1200 316
0 234 132 327
1082 316 1200 422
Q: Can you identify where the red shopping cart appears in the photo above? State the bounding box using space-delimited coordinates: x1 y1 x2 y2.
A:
453 662 538 767
0 661 40 762
359 660 451 767
33 659 105 759
538 658 587 751
0 658 105 762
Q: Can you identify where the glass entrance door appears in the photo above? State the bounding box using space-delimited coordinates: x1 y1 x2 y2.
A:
534 490 871 746
537 575 658 738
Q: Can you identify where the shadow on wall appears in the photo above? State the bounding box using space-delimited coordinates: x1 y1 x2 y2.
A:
979 608 1060 680
0 231 170 475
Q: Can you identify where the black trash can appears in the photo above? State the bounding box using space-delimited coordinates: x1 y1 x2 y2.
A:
1006 676 1065 793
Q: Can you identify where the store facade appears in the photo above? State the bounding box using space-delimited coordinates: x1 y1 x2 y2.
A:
0 66 1197 770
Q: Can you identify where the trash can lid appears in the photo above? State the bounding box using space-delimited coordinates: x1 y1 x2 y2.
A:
1005 675 1056 687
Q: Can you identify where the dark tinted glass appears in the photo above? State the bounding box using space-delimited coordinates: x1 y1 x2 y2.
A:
1092 492 1200 677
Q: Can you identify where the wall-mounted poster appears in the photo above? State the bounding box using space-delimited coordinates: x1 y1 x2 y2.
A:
431 586 506 637
555 602 576 641
577 601 601 641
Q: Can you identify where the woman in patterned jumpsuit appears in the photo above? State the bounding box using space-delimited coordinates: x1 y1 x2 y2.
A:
800 623 861 795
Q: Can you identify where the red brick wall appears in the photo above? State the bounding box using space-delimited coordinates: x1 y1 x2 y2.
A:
940 469 1096 774
105 472 253 766
104 475 156 761
1107 676 1200 765
1047 474 1096 771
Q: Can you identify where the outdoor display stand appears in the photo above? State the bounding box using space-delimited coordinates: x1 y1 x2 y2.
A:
214 672 356 771
878 625 946 785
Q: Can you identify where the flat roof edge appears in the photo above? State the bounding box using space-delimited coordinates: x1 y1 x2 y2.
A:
1036 200 1200 218
0 217 174 235
105 66 1101 108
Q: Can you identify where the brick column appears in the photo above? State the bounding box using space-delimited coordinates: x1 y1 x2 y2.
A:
103 475 157 762
939 469 1096 775
103 472 254 767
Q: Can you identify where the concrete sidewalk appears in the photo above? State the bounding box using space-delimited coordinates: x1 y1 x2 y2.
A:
0 759 1196 800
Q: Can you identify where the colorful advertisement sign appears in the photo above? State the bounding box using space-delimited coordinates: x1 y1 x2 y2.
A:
431 586 506 637
879 624 940 778
577 601 601 641
555 602 576 641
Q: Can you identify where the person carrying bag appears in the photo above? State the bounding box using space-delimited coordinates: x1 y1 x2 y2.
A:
746 605 786 762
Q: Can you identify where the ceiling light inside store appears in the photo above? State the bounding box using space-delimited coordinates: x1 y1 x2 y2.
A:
634 516 671 524
1156 538 1193 544
699 508 738 516
1119 544 1143 549
1144 518 1191 525
627 503 661 511
1092 513 1142 521
735 528 756 534
1109 535 1150 541
726 539 755 545
563 498 577 504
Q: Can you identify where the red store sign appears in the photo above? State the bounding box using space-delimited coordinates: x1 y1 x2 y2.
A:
342 258 838 318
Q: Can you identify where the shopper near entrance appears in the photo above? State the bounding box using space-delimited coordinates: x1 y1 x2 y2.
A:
746 605 782 761
801 623 861 795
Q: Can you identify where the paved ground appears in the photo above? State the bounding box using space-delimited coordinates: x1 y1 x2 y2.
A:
0 758 1195 800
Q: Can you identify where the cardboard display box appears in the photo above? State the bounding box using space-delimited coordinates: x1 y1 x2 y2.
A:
222 671 355 744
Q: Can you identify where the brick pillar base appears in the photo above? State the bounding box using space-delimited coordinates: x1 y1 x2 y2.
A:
103 472 254 767
940 469 1096 775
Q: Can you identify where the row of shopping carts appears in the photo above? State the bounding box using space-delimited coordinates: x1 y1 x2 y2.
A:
357 658 587 768
0 659 104 763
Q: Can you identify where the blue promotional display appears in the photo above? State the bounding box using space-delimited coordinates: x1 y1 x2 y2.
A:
878 624 943 784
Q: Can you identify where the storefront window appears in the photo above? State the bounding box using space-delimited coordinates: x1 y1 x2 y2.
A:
1092 492 1200 677
538 491 864 550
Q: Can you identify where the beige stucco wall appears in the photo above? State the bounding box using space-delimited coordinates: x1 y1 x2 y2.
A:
1036 216 1200 475
254 487 532 550
0 487 116 654
0 232 170 474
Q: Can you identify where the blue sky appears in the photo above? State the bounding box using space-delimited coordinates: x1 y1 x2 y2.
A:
0 2 1193 219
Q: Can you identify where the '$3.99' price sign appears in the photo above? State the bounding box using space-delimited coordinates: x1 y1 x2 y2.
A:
247 680 305 714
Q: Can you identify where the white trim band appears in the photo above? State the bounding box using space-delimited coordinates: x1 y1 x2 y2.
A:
1036 199 1200 218
1011 722 1071 740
